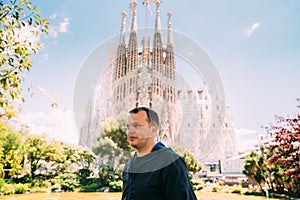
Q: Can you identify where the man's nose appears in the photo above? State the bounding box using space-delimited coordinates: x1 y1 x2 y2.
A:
126 125 134 133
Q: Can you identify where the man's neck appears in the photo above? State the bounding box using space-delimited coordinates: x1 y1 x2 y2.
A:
136 143 156 157
136 152 150 157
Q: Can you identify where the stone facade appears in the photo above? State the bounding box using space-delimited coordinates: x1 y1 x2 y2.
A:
79 1 236 161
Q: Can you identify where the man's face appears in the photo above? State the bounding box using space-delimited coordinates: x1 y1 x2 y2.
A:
126 110 155 149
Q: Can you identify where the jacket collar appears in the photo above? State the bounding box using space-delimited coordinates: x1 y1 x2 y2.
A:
151 141 166 152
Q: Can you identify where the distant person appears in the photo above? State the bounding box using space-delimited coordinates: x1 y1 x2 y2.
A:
122 106 197 200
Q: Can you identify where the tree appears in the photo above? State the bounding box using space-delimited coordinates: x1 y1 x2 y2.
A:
58 143 83 174
0 122 25 178
94 112 133 168
24 134 47 179
243 151 260 185
243 113 300 198
243 147 271 193
266 114 300 197
46 143 93 177
169 145 202 177
42 140 66 175
100 112 131 152
0 0 49 118
24 134 58 179
77 148 95 169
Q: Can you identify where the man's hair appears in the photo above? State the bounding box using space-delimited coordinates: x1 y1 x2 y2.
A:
129 107 160 127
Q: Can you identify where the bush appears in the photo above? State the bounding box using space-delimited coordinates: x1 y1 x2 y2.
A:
0 178 5 189
80 183 100 192
51 173 80 192
109 180 122 192
38 180 51 189
51 183 61 192
62 178 80 191
191 179 203 191
231 187 242 194
13 174 33 184
14 183 30 194
244 191 264 196
98 165 120 186
230 184 242 194
0 183 15 195
78 168 92 186
212 185 222 192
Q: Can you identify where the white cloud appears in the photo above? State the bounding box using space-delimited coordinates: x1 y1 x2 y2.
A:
245 22 260 37
58 18 71 33
50 13 57 20
17 110 79 145
49 26 59 39
235 128 258 152
49 17 71 39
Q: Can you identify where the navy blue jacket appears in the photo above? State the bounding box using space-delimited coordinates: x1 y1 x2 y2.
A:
122 142 197 200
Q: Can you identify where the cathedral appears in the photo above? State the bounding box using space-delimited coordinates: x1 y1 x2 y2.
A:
79 0 236 161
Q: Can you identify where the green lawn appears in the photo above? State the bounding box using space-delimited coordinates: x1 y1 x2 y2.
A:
195 191 277 200
0 191 278 200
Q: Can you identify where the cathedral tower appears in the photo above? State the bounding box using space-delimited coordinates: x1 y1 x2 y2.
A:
79 0 237 162
112 0 179 143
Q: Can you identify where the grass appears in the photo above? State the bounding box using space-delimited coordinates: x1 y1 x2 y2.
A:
195 191 278 200
0 191 279 200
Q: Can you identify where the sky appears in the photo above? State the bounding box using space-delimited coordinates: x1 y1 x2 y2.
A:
16 0 300 152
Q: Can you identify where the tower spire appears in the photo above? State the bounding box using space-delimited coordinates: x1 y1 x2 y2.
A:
155 1 161 32
151 0 163 72
127 0 138 71
114 11 127 80
166 11 175 80
120 11 127 45
167 11 174 47
129 0 138 31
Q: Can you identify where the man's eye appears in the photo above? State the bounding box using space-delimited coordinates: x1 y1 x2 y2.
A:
133 124 140 128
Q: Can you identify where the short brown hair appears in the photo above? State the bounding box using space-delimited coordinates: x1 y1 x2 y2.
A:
129 107 160 127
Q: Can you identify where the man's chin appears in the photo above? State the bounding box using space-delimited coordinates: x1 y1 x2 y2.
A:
129 141 138 149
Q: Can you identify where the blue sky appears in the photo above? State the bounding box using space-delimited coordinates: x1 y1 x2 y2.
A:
18 0 300 151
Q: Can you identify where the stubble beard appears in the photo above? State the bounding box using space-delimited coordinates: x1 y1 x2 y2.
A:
130 138 153 153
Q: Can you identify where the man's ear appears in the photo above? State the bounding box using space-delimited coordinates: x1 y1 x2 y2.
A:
151 125 158 135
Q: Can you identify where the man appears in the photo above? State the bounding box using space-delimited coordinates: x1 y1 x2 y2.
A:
122 107 197 200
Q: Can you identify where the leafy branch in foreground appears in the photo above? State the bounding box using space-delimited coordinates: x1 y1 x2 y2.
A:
0 0 49 118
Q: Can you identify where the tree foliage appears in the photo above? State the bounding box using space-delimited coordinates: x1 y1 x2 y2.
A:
0 121 25 178
169 145 202 176
24 134 51 179
267 114 300 197
24 134 96 179
57 143 95 174
243 113 300 198
0 122 98 194
100 112 131 152
0 0 49 118
93 112 133 168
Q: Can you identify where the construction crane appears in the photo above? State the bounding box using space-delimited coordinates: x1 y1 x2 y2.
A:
38 86 66 112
